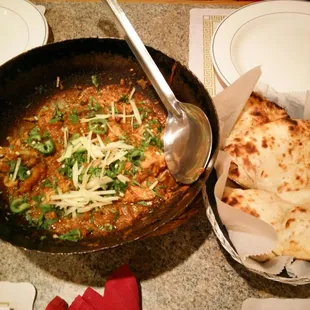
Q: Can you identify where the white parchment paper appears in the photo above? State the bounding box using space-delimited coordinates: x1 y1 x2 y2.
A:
211 67 310 276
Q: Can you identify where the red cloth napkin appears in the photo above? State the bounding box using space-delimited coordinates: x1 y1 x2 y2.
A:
45 264 141 310
103 264 141 310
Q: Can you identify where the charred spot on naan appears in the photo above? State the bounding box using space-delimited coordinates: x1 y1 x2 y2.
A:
225 141 258 179
280 205 310 260
283 118 310 136
249 92 288 122
292 206 307 213
226 92 289 144
228 162 240 178
260 170 268 178
285 218 295 228
222 188 260 218
224 141 259 157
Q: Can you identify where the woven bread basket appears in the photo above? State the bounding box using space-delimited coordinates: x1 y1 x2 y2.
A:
203 169 310 286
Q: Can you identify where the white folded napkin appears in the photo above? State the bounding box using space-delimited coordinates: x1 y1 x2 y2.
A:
0 282 36 310
242 298 310 310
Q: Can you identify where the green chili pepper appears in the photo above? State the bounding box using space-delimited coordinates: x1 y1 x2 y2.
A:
10 198 30 214
88 119 108 134
28 134 41 144
33 139 55 155
28 128 55 155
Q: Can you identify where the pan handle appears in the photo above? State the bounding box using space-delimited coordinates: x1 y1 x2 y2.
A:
104 0 182 117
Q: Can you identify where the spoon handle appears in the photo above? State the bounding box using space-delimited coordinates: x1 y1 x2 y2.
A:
104 0 182 117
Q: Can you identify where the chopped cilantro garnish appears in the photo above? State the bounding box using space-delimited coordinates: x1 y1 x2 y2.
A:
8 160 16 174
91 75 99 91
69 110 79 124
137 201 148 206
87 97 102 117
109 105 120 113
17 165 30 181
41 177 58 189
131 179 143 187
151 189 165 199
148 119 159 125
26 202 58 230
111 208 119 221
119 133 128 141
109 179 128 195
58 229 82 242
133 122 139 129
58 151 87 179
41 178 53 188
99 224 114 231
140 111 147 120
126 165 138 176
138 107 152 119
90 209 95 224
141 131 164 150
8 160 29 181
25 211 33 225
39 204 56 213
88 167 101 178
70 133 80 141
49 105 64 123
32 194 44 205
119 94 129 104
40 218 57 230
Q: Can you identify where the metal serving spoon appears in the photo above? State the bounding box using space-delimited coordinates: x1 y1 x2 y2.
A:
104 0 213 184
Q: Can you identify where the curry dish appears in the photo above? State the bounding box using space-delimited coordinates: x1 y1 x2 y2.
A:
0 77 181 242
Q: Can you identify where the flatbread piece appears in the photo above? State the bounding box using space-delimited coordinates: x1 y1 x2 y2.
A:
224 118 310 194
223 187 310 260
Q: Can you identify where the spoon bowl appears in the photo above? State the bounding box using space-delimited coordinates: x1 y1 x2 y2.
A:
165 102 212 184
104 0 213 184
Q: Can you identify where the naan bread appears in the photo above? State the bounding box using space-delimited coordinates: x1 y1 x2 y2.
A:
226 92 288 145
278 189 310 205
223 187 310 260
224 118 310 194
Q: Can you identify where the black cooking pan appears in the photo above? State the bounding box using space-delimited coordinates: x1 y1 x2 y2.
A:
0 38 219 253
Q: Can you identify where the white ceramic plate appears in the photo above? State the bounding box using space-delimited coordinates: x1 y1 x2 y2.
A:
211 0 310 93
0 282 36 310
0 0 48 65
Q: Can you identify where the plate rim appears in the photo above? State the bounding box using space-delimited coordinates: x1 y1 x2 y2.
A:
0 0 48 65
211 0 310 89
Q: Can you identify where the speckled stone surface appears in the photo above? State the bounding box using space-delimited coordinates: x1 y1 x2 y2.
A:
1 2 310 309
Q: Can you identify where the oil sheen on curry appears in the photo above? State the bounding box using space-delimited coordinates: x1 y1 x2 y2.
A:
0 76 183 242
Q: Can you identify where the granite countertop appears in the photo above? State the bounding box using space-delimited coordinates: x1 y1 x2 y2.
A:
1 2 310 309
